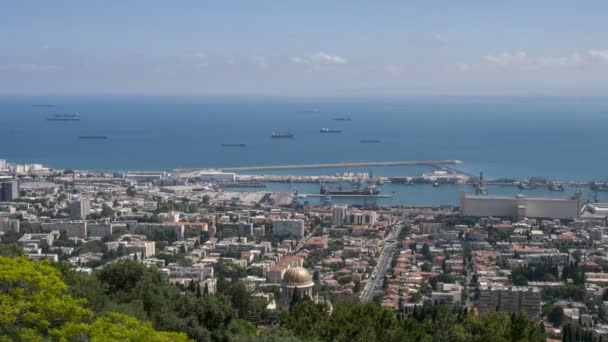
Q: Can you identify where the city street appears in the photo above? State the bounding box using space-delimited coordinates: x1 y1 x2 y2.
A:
360 223 402 303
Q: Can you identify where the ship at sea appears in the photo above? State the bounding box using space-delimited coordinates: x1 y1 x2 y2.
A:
47 113 80 122
320 128 342 133
221 143 246 147
360 140 381 143
320 183 380 196
271 132 294 138
79 136 108 140
591 181 608 191
332 117 352 121
32 104 56 108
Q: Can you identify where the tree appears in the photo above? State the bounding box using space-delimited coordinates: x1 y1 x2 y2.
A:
421 243 432 260
290 287 300 309
0 257 91 339
513 273 529 286
0 257 192 341
548 306 565 327
52 312 192 341
101 204 115 218
126 186 137 197
0 244 24 257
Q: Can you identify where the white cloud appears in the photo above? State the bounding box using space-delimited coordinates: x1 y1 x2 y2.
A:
432 33 446 43
0 63 62 73
309 52 347 64
456 63 471 71
183 52 208 68
484 51 583 69
589 49 608 63
290 52 348 67
484 51 527 67
289 57 309 65
531 53 582 68
250 55 268 68
383 65 405 75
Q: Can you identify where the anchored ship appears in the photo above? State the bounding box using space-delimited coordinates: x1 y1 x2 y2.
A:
79 136 108 140
221 143 247 147
332 117 352 121
320 183 380 196
47 113 80 121
360 140 381 143
271 132 294 138
320 128 342 133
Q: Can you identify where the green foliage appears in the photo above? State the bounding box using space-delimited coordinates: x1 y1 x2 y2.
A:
156 201 199 214
420 262 432 272
511 262 559 284
280 300 546 342
0 244 24 257
421 243 432 261
543 285 586 301
547 306 564 327
0 231 22 245
0 257 91 339
0 257 191 342
52 312 192 341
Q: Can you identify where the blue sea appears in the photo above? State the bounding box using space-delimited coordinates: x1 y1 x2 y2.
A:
2 95 608 205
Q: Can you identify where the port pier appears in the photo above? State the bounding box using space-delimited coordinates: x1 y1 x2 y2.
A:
178 160 462 173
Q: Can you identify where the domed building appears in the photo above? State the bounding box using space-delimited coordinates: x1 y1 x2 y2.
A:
278 267 315 309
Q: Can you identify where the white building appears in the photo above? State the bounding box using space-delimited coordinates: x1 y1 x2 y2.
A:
42 221 88 238
332 205 347 225
460 192 581 220
272 219 305 238
345 211 377 225
88 223 113 238
70 197 90 220
0 218 20 233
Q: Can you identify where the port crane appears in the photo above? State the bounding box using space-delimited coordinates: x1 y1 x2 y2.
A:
475 171 488 195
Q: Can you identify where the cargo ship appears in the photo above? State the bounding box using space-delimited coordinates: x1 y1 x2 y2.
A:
32 104 56 107
320 128 342 133
320 183 380 196
360 140 381 143
332 117 352 121
591 182 608 191
47 113 80 121
79 136 108 140
271 132 294 138
221 143 246 147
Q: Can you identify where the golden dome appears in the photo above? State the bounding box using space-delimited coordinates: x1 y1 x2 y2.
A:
282 267 314 287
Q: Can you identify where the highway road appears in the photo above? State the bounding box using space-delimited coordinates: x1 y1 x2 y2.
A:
360 223 402 303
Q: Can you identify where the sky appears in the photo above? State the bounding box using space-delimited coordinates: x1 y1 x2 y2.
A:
2 1 608 96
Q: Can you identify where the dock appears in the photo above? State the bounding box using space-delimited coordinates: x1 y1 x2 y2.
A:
177 160 462 173
300 194 393 198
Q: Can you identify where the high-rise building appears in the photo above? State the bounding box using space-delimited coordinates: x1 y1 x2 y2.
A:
345 211 377 225
272 219 305 238
0 180 19 202
478 285 541 318
332 204 347 225
70 197 90 220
